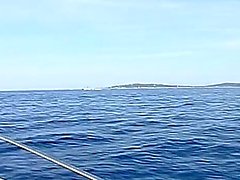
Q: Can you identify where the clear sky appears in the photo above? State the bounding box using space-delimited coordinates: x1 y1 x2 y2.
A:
0 0 240 90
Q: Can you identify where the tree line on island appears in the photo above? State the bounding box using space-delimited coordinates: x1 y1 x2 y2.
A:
109 83 240 89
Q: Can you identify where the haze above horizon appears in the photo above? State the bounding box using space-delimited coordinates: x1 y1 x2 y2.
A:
1 0 240 90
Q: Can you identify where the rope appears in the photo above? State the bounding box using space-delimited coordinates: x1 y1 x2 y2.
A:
0 135 102 180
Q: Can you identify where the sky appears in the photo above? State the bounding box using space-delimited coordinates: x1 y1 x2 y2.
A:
0 0 240 90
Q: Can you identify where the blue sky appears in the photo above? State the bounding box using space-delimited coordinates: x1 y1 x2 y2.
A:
0 0 240 90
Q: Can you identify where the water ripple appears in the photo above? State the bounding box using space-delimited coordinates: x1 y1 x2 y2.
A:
0 89 240 180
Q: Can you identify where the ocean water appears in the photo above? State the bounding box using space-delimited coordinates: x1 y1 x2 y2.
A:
0 89 239 180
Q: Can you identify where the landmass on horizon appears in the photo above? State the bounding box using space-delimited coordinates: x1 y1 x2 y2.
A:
1 83 240 92
108 83 240 89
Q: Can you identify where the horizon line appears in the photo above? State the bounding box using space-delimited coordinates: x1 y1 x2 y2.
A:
0 82 239 92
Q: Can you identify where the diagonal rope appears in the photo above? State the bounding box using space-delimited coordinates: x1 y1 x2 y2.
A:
0 135 102 180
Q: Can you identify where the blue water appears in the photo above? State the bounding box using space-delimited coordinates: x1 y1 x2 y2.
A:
0 89 239 180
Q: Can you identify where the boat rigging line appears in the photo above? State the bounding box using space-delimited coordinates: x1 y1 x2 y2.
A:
0 135 102 180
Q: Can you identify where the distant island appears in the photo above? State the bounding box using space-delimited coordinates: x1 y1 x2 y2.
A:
109 83 240 89
206 83 240 87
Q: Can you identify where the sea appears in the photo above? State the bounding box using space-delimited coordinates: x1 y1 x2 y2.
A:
0 88 239 180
